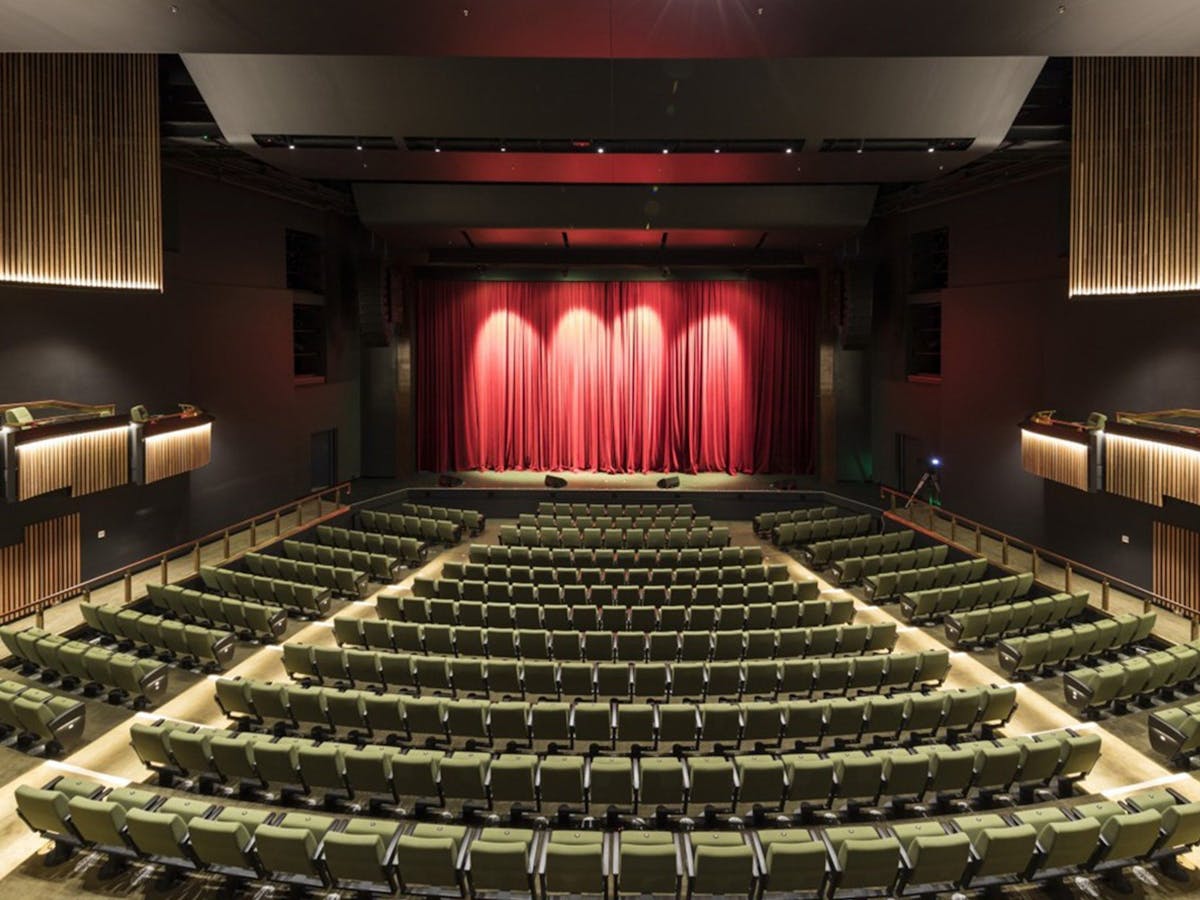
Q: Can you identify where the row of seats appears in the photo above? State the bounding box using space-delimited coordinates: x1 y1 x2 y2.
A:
863 558 989 602
145 584 288 642
79 601 236 668
898 572 1037 624
1148 701 1200 762
358 510 462 545
468 542 765 569
1064 640 1200 715
279 539 399 582
752 505 841 534
944 592 1090 648
499 524 731 550
19 777 1200 899
0 627 168 705
801 530 917 568
517 513 709 530
536 501 694 518
290 645 942 701
215 680 1015 748
443 559 788 587
198 565 331 616
131 719 1097 816
997 612 1157 676
831 545 949 586
314 525 426 568
772 514 875 549
381 593 853 634
333 618 896 664
0 679 85 753
398 502 485 533
242 552 367 598
409 578 819 611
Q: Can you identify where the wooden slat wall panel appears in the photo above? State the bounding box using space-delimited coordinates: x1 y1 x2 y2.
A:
1071 58 1200 297
1154 522 1200 614
1020 430 1089 491
145 424 213 484
0 54 161 290
1106 433 1200 507
0 515 81 617
16 426 129 500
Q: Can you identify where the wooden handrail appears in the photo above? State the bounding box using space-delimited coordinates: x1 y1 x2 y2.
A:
11 481 352 625
878 484 1195 621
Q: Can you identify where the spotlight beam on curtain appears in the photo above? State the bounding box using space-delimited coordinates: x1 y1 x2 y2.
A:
415 278 818 474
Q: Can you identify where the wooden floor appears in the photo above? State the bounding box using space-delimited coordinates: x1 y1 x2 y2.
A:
0 510 1197 898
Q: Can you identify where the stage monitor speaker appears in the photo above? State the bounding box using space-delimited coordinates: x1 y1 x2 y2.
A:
544 475 568 489
438 474 464 487
657 476 680 489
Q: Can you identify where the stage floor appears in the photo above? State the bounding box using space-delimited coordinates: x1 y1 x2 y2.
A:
355 470 877 494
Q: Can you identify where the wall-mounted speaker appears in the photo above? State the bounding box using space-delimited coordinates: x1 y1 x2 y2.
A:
438 474 464 487
544 475 568 489
657 476 680 489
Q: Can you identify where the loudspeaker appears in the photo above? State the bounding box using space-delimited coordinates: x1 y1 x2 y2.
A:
438 474 464 487
657 476 680 489
544 475 568 489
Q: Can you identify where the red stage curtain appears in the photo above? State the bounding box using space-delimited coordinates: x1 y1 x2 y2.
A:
414 277 818 474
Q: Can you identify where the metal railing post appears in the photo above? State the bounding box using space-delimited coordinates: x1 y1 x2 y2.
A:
297 502 304 526
974 526 982 553
222 531 231 558
1001 535 1009 565
1031 548 1039 579
160 556 169 585
1102 580 1110 611
35 607 44 629
123 571 132 603
1064 563 1072 592
1193 618 1199 642
275 511 281 536
950 516 957 543
250 520 257 545
193 542 201 573
1144 597 1152 614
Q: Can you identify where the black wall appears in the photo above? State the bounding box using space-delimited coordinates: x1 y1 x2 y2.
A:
0 170 362 579
868 170 1200 587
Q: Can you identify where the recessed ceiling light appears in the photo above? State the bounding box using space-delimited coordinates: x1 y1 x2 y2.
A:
713 148 720 154
927 146 935 153
355 144 363 151
500 145 507 152
597 147 605 154
434 147 441 153
785 147 793 154
662 148 669 154
287 143 295 150
856 147 863 154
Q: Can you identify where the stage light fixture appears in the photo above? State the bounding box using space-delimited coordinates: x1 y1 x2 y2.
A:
355 144 363 151
713 148 720 154
927 146 935 153
288 143 295 150
662 148 669 154
785 147 793 154
597 147 605 153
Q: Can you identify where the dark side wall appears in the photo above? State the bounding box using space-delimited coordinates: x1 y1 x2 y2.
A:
868 169 1200 588
0 169 362 579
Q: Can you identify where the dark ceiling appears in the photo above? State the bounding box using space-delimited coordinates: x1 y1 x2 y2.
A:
5 0 1185 264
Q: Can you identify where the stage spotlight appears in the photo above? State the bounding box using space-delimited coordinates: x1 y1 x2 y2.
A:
928 456 941 468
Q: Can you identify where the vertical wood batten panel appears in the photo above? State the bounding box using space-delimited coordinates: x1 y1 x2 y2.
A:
0 515 81 618
1154 522 1200 615
0 54 161 290
1071 58 1200 297
144 424 213 484
1019 431 1089 490
1106 433 1200 507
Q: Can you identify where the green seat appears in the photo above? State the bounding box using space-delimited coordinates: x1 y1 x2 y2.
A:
66 797 129 852
188 818 257 875
543 831 606 895
639 757 686 809
124 808 193 866
468 830 533 894
1092 810 1163 867
397 823 467 892
540 755 586 809
15 785 75 842
759 830 826 894
1035 817 1101 872
489 754 538 805
323 828 397 893
900 831 970 892
619 832 679 895
691 841 755 896
687 757 736 811
967 823 1037 881
832 835 901 891
439 752 490 803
